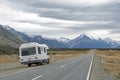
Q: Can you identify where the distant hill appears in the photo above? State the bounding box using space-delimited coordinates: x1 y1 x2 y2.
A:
3 25 120 49
0 25 25 54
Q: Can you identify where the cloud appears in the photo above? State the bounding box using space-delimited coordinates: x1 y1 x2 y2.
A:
2 0 120 21
0 0 120 40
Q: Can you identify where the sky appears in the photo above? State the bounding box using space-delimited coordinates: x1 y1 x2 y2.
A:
0 0 120 41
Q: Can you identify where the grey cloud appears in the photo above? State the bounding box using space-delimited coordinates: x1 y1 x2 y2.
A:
1 0 120 40
3 0 120 20
15 19 120 35
16 20 62 27
110 30 120 34
58 21 120 34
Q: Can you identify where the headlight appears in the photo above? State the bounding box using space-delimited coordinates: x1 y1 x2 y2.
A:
21 59 23 61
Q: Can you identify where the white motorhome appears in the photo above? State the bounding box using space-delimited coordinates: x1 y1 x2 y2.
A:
19 42 49 67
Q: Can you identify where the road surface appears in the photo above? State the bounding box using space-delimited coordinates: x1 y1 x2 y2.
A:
0 52 94 80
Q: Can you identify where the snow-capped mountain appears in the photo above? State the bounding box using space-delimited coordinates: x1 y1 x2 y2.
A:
67 34 120 48
3 25 68 48
3 25 120 48
3 25 12 30
104 38 120 48
74 34 92 40
55 37 70 43
0 25 24 48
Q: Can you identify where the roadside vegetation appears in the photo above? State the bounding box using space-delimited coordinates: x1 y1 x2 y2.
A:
0 46 18 55
48 49 89 62
0 49 89 64
95 49 120 80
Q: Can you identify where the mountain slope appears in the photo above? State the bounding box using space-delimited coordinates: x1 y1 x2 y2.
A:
29 35 68 48
55 37 70 43
4 26 68 48
0 25 25 54
67 34 120 48
4 25 120 48
0 25 25 48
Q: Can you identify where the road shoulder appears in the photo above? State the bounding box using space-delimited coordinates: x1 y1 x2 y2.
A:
90 55 114 80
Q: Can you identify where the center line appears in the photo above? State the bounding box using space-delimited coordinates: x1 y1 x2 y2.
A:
60 65 66 68
32 75 43 80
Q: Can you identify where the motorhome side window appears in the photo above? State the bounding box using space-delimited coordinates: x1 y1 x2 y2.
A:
44 48 47 53
38 47 41 54
21 47 36 56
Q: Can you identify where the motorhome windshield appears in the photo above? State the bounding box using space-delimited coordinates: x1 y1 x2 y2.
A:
21 47 36 56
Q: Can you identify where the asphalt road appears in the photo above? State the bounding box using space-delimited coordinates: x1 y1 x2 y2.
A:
0 52 94 80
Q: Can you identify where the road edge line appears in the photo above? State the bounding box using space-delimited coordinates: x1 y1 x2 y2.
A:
86 53 94 80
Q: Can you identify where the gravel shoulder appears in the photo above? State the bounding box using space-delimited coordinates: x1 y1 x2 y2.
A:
90 55 115 80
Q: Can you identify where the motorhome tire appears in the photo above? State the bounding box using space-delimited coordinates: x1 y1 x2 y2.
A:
28 63 31 67
47 59 50 64
40 62 43 65
37 63 40 66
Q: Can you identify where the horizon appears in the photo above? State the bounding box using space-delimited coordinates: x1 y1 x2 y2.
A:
4 25 120 42
0 0 120 41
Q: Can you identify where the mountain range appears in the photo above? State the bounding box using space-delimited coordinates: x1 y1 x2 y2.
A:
0 25 24 48
0 25 25 54
1 24 120 49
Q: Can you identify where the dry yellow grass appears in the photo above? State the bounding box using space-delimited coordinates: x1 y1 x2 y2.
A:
95 49 120 79
49 50 88 62
0 55 19 63
0 50 88 64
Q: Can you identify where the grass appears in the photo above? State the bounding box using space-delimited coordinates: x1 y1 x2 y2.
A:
48 49 88 62
0 46 19 55
0 55 19 63
95 49 120 80
116 73 120 80
0 49 89 64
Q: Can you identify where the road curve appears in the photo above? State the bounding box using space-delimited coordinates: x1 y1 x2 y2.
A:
0 51 94 80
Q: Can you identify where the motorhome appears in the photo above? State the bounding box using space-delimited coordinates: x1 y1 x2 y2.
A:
19 42 49 67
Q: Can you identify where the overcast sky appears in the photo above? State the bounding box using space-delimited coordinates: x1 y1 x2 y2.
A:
0 0 120 41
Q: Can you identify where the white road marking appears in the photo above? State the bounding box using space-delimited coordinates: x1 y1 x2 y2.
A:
86 54 94 80
59 65 66 68
32 75 43 80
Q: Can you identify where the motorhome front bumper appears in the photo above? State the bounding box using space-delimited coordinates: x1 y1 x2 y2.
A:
21 60 42 64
